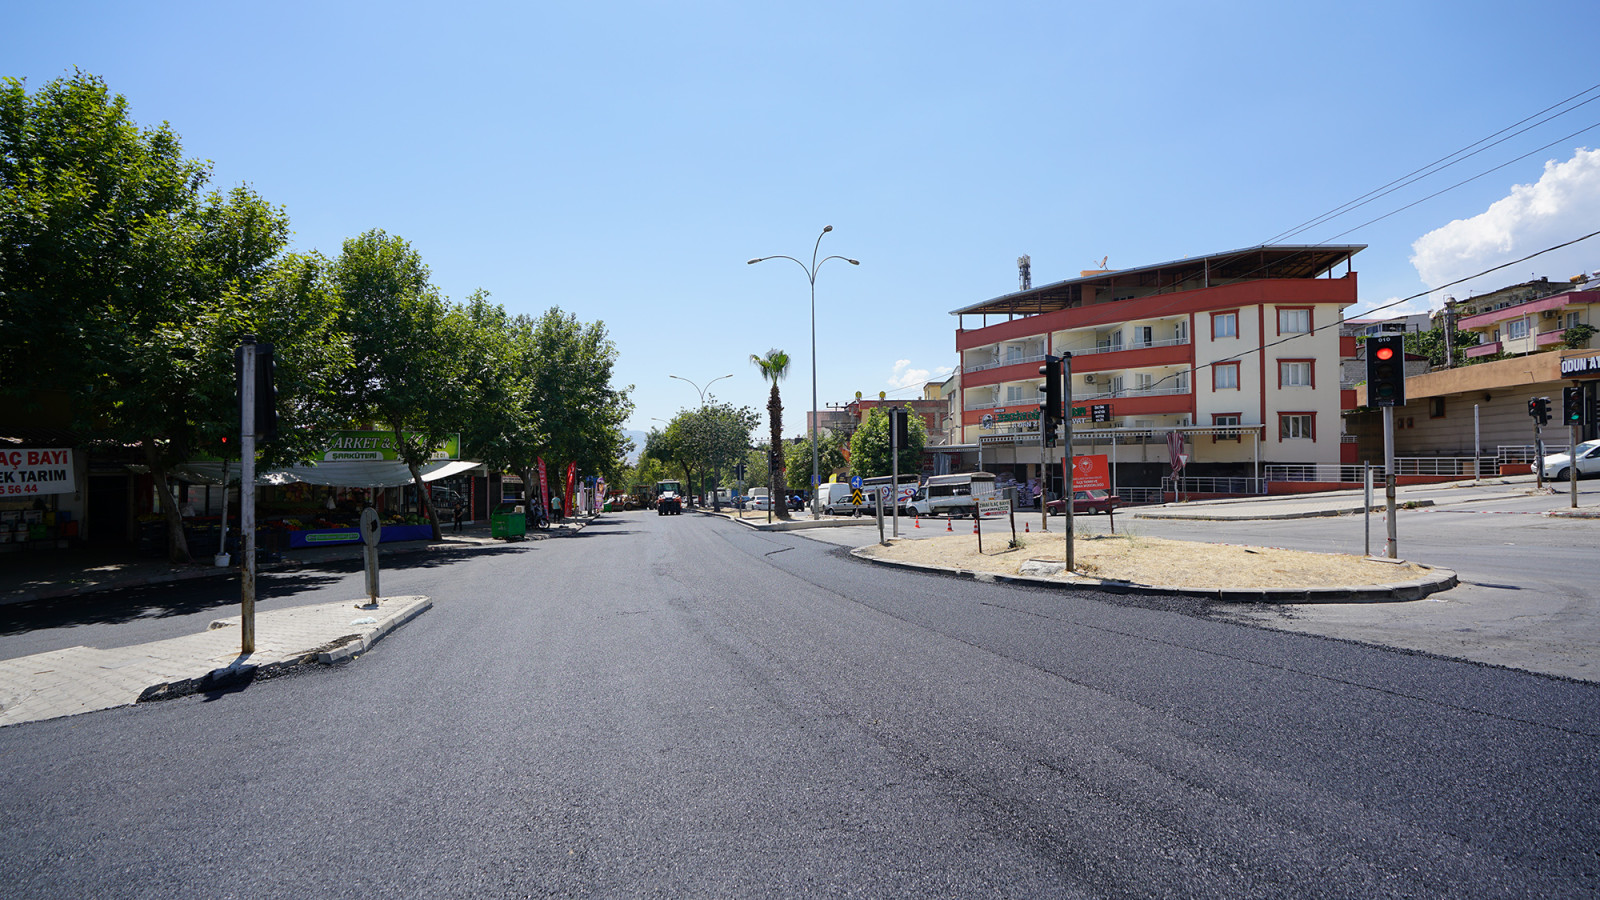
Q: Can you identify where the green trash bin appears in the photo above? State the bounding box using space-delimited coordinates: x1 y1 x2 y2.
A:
490 512 526 540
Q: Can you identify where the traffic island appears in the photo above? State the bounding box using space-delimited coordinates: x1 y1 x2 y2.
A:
852 533 1458 603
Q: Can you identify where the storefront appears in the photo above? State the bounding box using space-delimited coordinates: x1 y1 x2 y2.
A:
0 445 85 552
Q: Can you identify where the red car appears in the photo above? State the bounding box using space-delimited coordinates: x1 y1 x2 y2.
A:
1046 489 1120 516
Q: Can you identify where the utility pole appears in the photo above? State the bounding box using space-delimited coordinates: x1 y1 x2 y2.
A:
238 338 258 654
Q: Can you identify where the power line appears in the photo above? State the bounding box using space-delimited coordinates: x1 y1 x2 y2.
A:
1264 83 1600 244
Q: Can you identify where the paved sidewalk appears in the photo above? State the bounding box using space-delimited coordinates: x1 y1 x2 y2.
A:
1129 474 1550 520
0 595 430 728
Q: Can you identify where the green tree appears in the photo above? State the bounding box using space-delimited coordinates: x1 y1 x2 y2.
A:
750 349 792 519
849 407 926 477
331 229 466 539
1399 324 1481 368
784 431 846 491
518 308 633 508
651 402 757 502
0 73 349 561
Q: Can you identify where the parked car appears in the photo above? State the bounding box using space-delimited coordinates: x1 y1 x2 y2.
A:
1540 439 1600 481
1046 489 1121 516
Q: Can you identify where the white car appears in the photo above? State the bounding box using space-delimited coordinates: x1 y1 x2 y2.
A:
1539 439 1600 481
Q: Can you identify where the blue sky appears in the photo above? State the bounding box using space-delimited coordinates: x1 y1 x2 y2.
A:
8 1 1599 436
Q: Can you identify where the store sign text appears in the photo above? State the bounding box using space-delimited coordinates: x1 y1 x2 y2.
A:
0 448 76 495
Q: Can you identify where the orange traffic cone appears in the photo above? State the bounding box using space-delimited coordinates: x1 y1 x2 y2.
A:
973 518 979 534
946 518 952 532
1024 521 1030 533
914 514 920 528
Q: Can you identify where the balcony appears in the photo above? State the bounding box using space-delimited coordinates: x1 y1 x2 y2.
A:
1465 340 1502 358
966 352 1047 374
1078 384 1191 402
1061 334 1190 356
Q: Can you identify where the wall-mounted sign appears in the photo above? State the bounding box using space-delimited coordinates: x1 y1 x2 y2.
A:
0 448 75 496
319 431 460 462
1559 354 1600 377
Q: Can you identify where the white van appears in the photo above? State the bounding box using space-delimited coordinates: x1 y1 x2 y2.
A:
908 472 998 517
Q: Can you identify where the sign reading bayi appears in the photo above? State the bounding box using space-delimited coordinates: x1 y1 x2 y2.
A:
319 431 460 462
0 448 76 496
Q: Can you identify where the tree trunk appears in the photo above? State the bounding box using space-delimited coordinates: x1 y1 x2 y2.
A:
410 460 441 540
770 383 791 520
145 443 192 564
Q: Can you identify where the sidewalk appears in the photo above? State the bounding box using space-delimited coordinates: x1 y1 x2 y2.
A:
0 516 586 607
1129 474 1566 520
0 514 595 728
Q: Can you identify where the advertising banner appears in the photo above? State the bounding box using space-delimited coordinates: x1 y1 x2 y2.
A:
563 462 577 515
319 431 460 462
1066 454 1110 491
0 448 76 496
537 458 550 516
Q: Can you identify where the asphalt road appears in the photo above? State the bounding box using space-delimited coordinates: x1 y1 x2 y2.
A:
2 510 1597 898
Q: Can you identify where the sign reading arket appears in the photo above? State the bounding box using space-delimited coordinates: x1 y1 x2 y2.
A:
320 431 461 462
0 448 75 496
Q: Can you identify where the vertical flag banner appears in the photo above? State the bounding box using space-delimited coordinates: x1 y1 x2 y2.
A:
537 458 550 517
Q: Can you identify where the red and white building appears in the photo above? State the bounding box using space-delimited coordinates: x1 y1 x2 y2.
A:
950 245 1364 494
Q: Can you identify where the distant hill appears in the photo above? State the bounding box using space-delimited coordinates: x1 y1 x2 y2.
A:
622 430 649 464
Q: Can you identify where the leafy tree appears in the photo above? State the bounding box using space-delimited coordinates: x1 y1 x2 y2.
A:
784 430 846 492
1398 324 1481 368
0 73 349 561
516 308 633 510
650 402 757 502
454 295 543 507
1563 323 1596 350
750 349 792 519
330 229 466 539
739 445 770 490
849 407 926 477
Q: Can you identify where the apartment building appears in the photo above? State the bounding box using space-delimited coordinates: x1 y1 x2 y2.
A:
951 245 1363 492
1455 275 1599 360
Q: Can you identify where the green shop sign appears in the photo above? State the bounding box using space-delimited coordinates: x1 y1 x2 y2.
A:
994 409 1041 423
319 431 461 462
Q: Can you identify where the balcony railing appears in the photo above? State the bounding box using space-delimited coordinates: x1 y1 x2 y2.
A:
965 352 1047 374
1077 383 1191 402
1060 335 1190 356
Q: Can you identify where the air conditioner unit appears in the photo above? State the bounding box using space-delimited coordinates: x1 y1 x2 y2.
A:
1083 375 1095 384
1542 310 1558 319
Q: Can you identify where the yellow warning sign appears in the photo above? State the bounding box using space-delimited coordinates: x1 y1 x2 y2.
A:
851 489 864 506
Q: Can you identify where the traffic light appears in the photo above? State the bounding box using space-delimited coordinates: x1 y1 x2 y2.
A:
234 340 277 442
1038 354 1062 444
1366 335 1405 407
1563 387 1584 425
891 407 910 446
1529 397 1551 425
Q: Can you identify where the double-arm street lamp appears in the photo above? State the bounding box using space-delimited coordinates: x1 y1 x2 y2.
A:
668 373 733 506
748 226 859 519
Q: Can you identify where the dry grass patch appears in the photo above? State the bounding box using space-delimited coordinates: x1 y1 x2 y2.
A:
858 532 1436 589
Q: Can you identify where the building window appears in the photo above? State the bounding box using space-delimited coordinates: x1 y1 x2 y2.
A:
1566 311 1582 329
1507 318 1530 340
1213 413 1241 442
1279 413 1315 441
1212 311 1238 339
1133 326 1154 348
1279 359 1313 388
1005 384 1031 403
1429 397 1446 419
1213 362 1240 390
1277 307 1312 334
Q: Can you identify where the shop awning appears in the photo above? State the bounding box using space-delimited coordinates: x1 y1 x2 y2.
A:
166 458 482 488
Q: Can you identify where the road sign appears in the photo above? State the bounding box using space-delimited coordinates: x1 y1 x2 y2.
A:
1091 404 1112 423
850 475 862 489
850 489 864 506
977 498 1010 518
1069 454 1111 491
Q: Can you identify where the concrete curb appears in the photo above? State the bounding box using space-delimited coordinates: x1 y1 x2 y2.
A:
714 512 876 531
1132 499 1436 521
314 596 433 664
848 546 1459 603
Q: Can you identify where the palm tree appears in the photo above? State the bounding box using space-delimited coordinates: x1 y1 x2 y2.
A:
751 349 792 520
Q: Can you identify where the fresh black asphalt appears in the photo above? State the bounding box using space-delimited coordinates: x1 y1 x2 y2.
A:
1 510 1596 898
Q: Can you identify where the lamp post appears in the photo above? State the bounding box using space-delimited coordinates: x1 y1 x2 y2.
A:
748 225 859 519
668 374 733 507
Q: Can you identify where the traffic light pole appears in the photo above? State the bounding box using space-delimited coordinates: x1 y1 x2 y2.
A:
239 339 257 654
1571 422 1579 509
1383 405 1397 559
1063 353 1074 572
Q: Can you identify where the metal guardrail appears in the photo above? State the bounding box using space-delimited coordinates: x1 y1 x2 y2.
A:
965 352 1048 374
1063 335 1191 356
1113 486 1164 505
1161 476 1266 495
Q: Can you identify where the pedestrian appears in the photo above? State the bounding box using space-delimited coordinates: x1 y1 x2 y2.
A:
452 499 465 533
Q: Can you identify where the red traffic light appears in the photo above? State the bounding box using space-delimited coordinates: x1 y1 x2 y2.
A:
1374 346 1395 361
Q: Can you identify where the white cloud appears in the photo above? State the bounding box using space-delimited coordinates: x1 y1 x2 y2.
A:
888 359 954 390
1410 147 1600 310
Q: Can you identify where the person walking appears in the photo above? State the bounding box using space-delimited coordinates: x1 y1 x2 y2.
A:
452 500 466 533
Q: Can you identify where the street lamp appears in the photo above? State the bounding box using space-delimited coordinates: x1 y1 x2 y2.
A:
748 225 859 519
667 374 733 507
